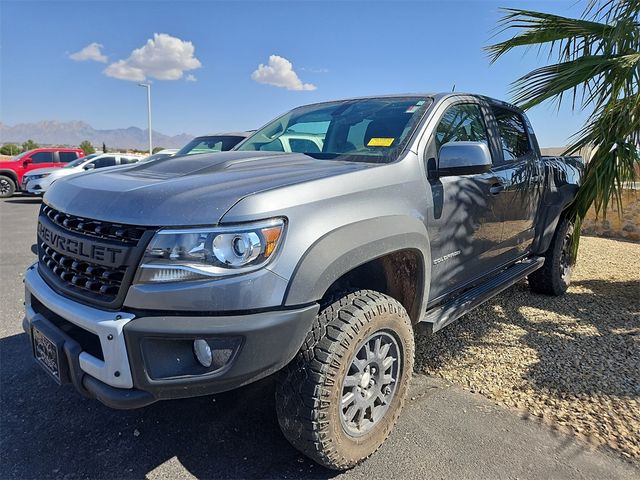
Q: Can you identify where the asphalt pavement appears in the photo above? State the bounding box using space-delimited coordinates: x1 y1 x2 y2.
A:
1 196 638 479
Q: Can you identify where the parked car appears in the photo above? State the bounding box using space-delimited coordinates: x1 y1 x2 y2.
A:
256 132 325 153
175 132 250 156
23 93 583 470
139 149 178 163
22 153 144 195
0 147 85 197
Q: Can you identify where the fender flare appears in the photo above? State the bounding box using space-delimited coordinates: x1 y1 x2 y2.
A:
0 170 18 186
283 216 431 312
531 187 577 254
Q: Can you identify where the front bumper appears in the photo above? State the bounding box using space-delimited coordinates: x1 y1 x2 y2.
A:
23 178 46 194
23 265 319 409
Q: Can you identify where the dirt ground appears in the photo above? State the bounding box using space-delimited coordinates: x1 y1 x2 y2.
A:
416 236 640 461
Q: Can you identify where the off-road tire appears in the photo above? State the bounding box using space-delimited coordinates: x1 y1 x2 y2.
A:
275 290 415 470
0 175 15 198
528 218 574 295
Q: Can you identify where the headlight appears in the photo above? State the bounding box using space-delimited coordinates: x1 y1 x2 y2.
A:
135 218 285 283
28 173 50 180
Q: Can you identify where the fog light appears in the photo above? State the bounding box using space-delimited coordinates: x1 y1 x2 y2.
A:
193 339 212 367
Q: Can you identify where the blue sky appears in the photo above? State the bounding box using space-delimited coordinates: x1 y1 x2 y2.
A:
1 0 590 146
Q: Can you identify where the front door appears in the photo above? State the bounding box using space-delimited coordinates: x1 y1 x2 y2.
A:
27 151 58 172
423 101 506 302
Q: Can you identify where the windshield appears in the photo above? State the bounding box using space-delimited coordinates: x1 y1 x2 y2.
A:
237 96 431 163
176 136 246 156
64 153 99 168
11 150 34 161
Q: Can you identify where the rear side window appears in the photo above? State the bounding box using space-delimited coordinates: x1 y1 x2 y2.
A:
491 106 532 161
92 157 116 168
58 151 78 163
31 152 54 163
434 104 488 151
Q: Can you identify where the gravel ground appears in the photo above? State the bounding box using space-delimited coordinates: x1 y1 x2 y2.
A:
416 236 640 461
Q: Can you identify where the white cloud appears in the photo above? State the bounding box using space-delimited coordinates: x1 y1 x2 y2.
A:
251 55 316 91
104 33 201 82
69 43 107 63
185 74 197 82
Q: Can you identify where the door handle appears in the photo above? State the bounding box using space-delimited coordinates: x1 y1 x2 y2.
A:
490 182 504 195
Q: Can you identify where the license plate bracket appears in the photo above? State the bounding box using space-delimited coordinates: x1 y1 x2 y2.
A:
31 320 70 384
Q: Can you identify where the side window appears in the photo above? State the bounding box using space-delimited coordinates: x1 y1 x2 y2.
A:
31 152 54 163
119 157 139 165
92 156 116 169
491 106 532 161
434 104 488 152
58 151 78 163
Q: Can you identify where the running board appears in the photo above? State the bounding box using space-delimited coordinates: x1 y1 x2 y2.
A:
420 257 545 334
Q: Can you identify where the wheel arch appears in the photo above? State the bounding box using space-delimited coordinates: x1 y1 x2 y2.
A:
0 170 19 186
283 216 431 323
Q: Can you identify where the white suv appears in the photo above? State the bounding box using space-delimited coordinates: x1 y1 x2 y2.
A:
23 153 144 194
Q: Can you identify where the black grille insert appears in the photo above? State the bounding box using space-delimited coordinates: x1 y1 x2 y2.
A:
40 242 126 301
37 204 153 308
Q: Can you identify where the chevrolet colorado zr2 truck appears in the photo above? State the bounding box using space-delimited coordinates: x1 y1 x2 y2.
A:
23 93 583 470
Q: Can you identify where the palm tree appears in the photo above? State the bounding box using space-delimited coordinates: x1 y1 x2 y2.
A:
487 0 639 252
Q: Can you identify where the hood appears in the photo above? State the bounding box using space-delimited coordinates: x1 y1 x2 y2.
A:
44 151 381 226
24 167 58 177
0 159 21 168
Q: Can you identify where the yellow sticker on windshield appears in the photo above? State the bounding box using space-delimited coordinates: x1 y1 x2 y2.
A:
367 137 395 147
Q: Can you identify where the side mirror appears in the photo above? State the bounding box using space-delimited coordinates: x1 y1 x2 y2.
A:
83 163 95 171
22 158 32 167
438 141 492 177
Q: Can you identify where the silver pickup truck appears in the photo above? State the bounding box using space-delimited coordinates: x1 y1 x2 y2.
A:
23 93 582 470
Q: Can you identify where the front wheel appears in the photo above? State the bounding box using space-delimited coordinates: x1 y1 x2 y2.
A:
275 290 415 470
0 176 16 198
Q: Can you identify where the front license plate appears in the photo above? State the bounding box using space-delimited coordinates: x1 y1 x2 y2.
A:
32 325 62 384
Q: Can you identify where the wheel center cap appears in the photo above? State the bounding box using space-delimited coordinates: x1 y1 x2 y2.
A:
360 371 371 389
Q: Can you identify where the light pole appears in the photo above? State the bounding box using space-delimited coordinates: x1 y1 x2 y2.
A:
138 83 152 155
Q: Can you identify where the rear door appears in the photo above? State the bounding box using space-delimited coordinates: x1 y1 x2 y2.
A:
487 105 542 259
422 98 506 301
58 151 79 164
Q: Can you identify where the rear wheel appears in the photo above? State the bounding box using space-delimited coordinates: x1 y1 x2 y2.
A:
275 290 414 470
0 176 15 198
528 218 574 295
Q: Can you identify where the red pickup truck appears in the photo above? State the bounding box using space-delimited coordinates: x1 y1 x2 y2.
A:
0 148 85 197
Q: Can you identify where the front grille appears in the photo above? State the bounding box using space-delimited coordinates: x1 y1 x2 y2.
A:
37 204 153 308
40 242 126 300
41 204 145 245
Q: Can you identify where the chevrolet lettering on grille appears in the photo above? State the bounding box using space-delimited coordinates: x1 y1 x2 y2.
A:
38 221 126 267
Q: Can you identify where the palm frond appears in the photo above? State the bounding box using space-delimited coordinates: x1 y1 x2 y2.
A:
486 9 613 64
511 53 640 110
487 0 640 256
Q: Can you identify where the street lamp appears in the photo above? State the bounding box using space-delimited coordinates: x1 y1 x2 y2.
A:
138 83 152 155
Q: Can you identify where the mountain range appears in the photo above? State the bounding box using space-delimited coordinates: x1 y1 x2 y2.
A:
0 121 194 150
